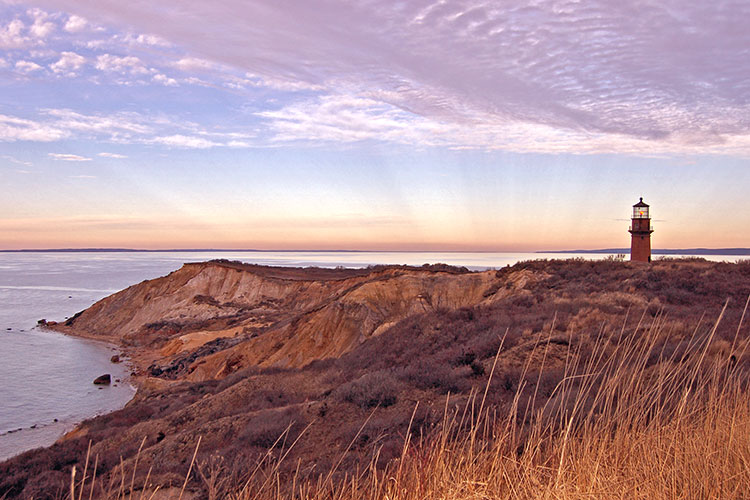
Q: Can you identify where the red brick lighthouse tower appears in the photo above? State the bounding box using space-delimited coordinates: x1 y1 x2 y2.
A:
629 198 653 262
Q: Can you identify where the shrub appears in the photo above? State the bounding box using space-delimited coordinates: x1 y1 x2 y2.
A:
398 362 470 394
334 371 401 409
238 407 304 449
469 361 485 377
455 350 476 366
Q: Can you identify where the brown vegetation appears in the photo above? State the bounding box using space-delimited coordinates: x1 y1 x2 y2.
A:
2 258 750 499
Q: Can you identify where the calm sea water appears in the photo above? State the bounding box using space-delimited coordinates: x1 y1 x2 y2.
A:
0 250 740 461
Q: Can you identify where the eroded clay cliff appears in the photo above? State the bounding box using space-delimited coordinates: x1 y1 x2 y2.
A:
51 260 545 380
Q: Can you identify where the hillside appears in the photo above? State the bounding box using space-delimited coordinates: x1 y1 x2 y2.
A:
2 258 750 499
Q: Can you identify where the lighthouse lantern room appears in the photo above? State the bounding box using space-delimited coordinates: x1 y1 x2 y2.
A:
629 197 653 262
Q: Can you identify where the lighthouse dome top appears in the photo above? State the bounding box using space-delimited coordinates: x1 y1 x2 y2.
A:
632 198 650 219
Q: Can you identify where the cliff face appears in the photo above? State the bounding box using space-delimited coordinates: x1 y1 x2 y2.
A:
53 261 543 379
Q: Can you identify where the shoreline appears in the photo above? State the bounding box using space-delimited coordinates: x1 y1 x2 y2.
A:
43 320 147 393
0 326 138 461
44 322 151 389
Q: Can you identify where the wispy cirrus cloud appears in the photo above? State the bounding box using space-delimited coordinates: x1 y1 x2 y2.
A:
42 108 153 136
0 114 69 141
48 152 91 161
147 134 219 149
97 152 127 158
258 94 750 156
171 56 215 72
258 95 446 145
0 108 255 148
1 154 33 167
28 0 750 155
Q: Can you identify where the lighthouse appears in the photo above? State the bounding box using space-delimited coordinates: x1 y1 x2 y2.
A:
629 198 653 262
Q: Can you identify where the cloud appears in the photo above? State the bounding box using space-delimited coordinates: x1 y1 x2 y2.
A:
0 57 7 68
63 14 87 33
42 108 153 135
50 51 86 75
0 19 26 48
97 152 127 158
0 215 210 234
0 114 68 141
258 95 447 145
171 59 322 92
82 38 110 50
69 174 96 178
95 53 149 75
1 155 33 167
245 74 323 92
27 8 55 39
172 56 216 71
258 94 750 156
227 140 251 148
30 0 750 155
0 108 254 148
152 73 177 86
148 134 219 148
14 60 43 73
49 153 92 161
126 33 170 47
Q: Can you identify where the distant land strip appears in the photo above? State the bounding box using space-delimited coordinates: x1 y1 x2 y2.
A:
539 248 750 256
0 248 367 253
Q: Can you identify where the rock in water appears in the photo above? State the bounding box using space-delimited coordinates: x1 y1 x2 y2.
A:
110 355 120 363
93 374 111 385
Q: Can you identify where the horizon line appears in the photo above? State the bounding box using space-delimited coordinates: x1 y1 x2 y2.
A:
2 247 750 255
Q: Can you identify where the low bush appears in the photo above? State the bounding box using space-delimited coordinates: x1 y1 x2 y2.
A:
238 407 305 449
334 371 402 409
397 362 470 394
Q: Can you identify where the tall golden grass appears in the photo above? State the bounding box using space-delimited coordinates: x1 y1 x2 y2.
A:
71 300 750 499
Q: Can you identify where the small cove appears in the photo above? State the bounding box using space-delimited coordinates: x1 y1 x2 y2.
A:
0 329 135 461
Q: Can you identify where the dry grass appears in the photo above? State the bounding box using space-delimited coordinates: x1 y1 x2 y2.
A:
69 299 750 500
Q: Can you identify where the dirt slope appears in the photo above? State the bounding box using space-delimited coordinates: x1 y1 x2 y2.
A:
50 261 543 379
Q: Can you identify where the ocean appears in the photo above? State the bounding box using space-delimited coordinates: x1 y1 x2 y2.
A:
0 250 741 461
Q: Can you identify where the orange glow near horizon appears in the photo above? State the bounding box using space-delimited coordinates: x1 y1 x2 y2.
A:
4 156 750 253
2 208 747 252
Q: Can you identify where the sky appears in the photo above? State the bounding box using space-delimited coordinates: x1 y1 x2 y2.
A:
1 0 749 251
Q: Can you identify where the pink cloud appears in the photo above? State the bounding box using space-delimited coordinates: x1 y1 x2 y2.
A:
63 14 87 33
50 51 86 75
0 19 27 48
